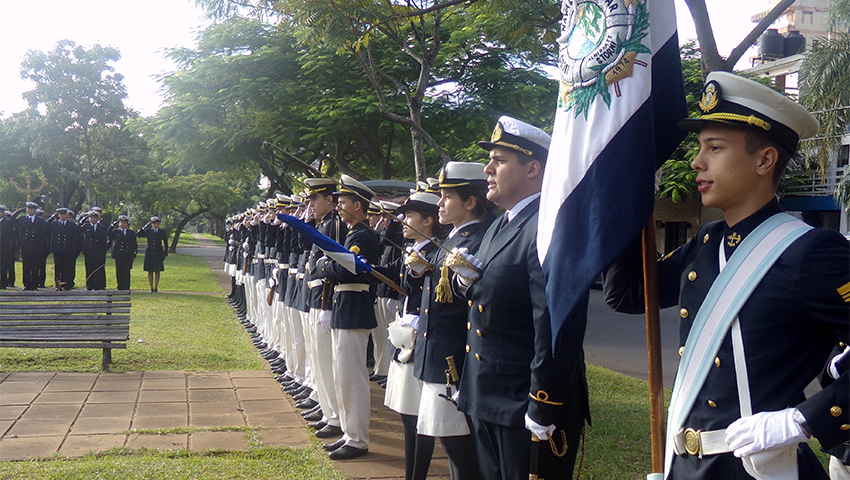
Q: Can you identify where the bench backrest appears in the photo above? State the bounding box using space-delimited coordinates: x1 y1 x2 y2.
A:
0 290 131 344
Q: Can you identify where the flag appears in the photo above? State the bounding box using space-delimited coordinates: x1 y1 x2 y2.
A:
277 214 373 276
538 0 688 346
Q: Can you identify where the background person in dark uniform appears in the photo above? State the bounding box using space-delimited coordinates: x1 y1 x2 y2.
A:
0 207 17 289
449 117 590 480
16 202 47 290
109 215 137 291
316 175 380 461
79 209 111 290
138 216 168 292
34 208 49 288
49 208 78 290
604 72 849 480
372 200 404 384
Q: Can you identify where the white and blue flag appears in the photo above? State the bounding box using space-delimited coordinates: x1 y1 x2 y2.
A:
538 0 688 345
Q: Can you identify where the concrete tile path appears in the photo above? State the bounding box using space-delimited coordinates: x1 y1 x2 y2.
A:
0 234 451 479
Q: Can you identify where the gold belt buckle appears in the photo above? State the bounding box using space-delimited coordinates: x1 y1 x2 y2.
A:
683 428 702 456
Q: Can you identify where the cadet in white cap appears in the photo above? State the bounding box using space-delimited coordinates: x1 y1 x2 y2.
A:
79 209 111 290
605 71 848 480
448 116 591 480
138 216 169 292
316 174 380 460
372 199 404 386
16 201 47 290
108 215 137 291
414 161 493 479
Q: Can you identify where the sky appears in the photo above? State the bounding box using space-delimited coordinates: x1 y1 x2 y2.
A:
0 0 768 118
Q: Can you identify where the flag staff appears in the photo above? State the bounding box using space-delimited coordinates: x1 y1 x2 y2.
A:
641 213 665 473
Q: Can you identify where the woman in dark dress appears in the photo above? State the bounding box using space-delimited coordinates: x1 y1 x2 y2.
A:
138 216 169 292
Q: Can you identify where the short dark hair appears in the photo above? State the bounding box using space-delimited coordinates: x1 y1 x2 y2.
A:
341 194 369 214
516 151 545 168
743 128 792 185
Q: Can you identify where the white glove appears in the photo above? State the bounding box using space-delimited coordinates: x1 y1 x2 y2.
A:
267 276 276 288
228 239 236 245
446 247 483 282
272 267 279 277
451 388 460 404
243 251 249 258
525 413 556 441
272 217 282 226
398 313 420 331
242 241 250 249
404 246 431 276
725 408 808 458
828 346 850 380
318 310 332 334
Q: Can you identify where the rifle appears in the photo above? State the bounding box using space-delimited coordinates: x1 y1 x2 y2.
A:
321 212 342 311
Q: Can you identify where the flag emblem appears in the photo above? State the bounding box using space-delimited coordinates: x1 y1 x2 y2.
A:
557 0 650 117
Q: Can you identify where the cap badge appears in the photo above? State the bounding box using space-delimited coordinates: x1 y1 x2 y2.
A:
491 122 504 143
439 169 446 184
699 81 721 113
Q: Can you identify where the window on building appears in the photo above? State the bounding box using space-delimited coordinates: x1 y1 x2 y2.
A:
664 222 690 254
839 145 849 168
801 11 813 24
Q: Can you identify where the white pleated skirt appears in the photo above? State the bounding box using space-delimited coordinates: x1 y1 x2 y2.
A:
383 360 422 416
416 381 470 437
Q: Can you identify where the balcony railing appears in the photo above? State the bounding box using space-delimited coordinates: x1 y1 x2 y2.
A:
783 167 844 196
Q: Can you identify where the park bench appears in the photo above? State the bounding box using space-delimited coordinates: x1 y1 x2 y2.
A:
0 290 131 371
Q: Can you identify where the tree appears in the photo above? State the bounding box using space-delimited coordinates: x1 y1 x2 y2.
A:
133 171 239 252
683 0 796 76
19 40 133 206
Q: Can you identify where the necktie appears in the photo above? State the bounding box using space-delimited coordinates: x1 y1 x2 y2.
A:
492 214 509 236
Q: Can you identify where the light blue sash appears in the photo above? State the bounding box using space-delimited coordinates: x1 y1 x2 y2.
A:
663 213 812 476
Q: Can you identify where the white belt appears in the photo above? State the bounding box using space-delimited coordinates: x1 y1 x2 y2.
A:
296 273 305 280
279 263 289 269
308 279 324 289
257 253 265 259
252 259 259 264
264 258 275 265
334 283 370 293
288 268 298 275
673 428 732 457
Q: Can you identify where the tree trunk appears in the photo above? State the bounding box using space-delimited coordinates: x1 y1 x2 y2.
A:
168 208 210 253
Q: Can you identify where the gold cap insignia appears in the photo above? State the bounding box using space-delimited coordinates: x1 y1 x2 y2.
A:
491 122 504 143
699 81 720 113
439 169 446 184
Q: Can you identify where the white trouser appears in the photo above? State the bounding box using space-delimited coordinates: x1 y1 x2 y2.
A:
372 297 397 376
332 328 371 449
277 299 294 376
244 274 256 322
270 292 283 353
298 310 314 390
286 306 308 384
308 308 340 427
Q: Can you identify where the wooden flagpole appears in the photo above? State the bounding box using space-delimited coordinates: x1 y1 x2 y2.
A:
641 212 665 473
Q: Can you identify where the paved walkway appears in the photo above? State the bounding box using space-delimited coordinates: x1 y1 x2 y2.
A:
0 233 450 479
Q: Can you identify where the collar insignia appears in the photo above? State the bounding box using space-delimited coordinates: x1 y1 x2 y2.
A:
727 232 741 247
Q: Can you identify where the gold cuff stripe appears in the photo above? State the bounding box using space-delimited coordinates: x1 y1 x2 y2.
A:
492 141 535 157
529 390 564 406
349 245 361 255
838 282 850 302
700 113 771 131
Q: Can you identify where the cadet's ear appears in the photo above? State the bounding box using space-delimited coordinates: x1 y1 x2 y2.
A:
755 146 779 179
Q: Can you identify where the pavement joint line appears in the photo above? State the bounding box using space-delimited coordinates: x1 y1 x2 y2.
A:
58 373 95 452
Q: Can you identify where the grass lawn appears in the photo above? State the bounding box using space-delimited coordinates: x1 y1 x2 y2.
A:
198 233 226 247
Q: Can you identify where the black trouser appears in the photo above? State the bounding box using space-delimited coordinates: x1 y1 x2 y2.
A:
21 250 40 290
439 416 481 480
84 255 107 290
0 250 15 288
401 414 434 480
114 256 134 291
35 250 48 287
53 252 76 290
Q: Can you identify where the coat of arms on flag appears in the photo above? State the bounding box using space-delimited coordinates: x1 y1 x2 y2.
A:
558 0 651 117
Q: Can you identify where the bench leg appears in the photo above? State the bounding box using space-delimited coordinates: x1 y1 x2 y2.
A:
102 348 112 372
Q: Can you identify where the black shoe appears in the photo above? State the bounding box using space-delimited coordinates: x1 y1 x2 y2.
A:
322 439 346 452
377 378 387 388
263 350 279 360
254 342 268 350
246 326 257 333
369 374 387 383
315 424 343 438
271 365 287 374
293 388 313 401
328 445 368 460
308 420 327 430
270 357 285 366
301 404 322 417
296 398 318 410
303 409 324 422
